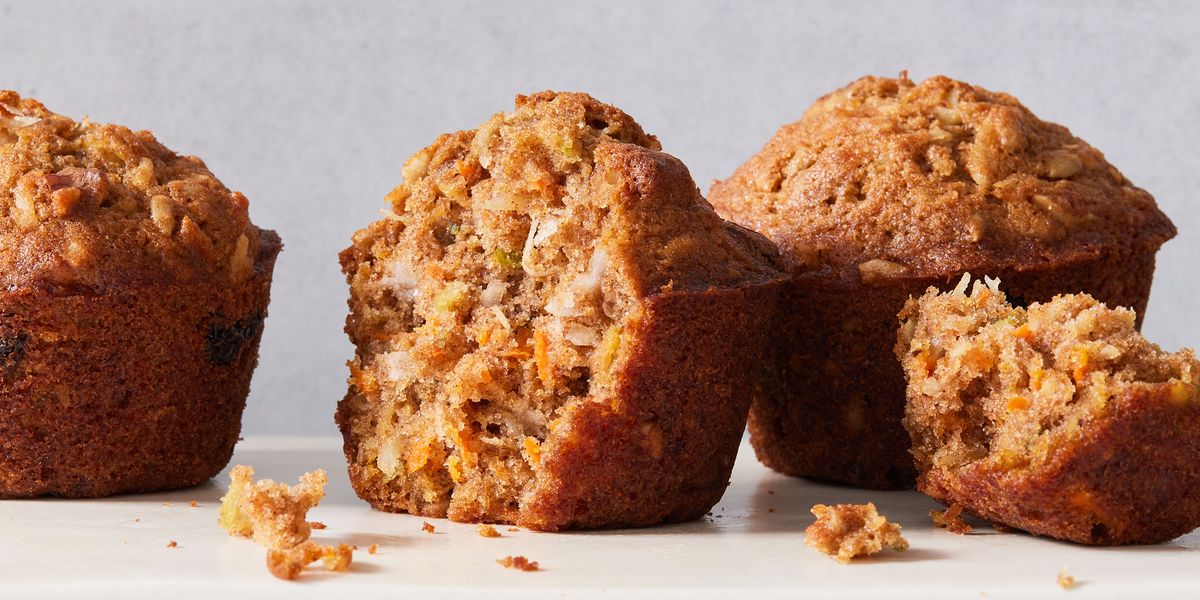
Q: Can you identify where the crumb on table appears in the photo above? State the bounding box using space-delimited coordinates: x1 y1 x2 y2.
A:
266 541 354 581
189 500 198 508
217 464 328 550
805 502 909 563
1058 567 1075 590
422 521 436 534
477 524 501 537
166 540 177 548
930 503 973 534
498 555 540 571
308 521 327 530
368 544 378 555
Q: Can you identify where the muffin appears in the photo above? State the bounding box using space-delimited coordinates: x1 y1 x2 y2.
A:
709 74 1176 489
897 277 1200 545
0 92 280 497
337 92 786 530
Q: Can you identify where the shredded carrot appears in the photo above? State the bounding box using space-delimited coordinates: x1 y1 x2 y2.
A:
1007 396 1030 411
523 437 541 465
1073 347 1089 382
534 330 551 385
1030 368 1045 390
1013 324 1033 341
477 326 493 346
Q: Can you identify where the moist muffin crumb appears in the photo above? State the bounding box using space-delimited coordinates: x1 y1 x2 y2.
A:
897 276 1200 544
805 502 908 562
337 91 786 530
219 465 328 550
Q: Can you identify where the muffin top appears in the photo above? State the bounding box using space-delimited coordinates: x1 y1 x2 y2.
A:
710 75 1176 285
0 91 271 294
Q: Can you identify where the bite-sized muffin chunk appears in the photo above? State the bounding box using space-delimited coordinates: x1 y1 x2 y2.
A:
710 74 1176 489
897 277 1200 544
337 92 786 530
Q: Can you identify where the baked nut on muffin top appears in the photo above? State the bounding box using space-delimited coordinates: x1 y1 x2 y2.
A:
1 91 280 498
713 75 1175 285
709 74 1176 489
1 90 265 292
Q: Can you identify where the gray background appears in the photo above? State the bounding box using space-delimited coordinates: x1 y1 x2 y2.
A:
2 1 1196 435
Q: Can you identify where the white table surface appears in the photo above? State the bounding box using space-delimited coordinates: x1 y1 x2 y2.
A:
2 436 1197 599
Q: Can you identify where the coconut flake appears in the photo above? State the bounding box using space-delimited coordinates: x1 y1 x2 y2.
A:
376 439 402 477
952 273 972 295
532 218 559 245
380 257 419 300
983 275 1001 292
491 306 512 331
378 349 415 384
574 248 608 296
481 193 517 211
480 279 506 307
564 323 600 346
520 218 554 277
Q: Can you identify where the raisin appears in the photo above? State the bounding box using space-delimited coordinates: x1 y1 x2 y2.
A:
0 332 27 372
206 313 264 366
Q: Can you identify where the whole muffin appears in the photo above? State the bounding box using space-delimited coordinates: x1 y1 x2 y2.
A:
337 92 786 530
897 277 1200 545
0 92 280 497
709 75 1176 489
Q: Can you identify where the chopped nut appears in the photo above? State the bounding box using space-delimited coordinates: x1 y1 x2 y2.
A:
477 524 501 538
50 187 82 217
497 555 540 571
857 259 908 285
1046 152 1083 179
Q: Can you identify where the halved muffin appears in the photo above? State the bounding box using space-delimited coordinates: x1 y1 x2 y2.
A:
0 92 280 497
897 277 1200 544
337 92 786 530
709 74 1176 489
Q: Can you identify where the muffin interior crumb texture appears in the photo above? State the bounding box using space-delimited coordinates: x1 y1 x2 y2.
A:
338 91 780 527
218 465 328 550
805 502 908 563
898 276 1198 479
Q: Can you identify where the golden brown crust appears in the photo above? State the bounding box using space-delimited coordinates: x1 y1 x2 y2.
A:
711 74 1174 489
898 282 1200 544
711 75 1175 283
1 91 265 293
337 91 786 530
0 233 279 498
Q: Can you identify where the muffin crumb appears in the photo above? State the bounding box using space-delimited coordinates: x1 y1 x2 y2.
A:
422 521 436 534
477 524 501 538
266 541 354 581
498 555 540 571
931 504 972 534
805 503 908 563
367 544 378 555
218 465 327 550
166 540 178 548
308 521 327 530
189 500 199 508
1057 567 1075 590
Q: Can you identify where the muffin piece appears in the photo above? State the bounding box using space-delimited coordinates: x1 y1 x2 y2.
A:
337 92 786 530
710 74 1176 489
805 502 908 563
897 277 1200 545
0 92 280 498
